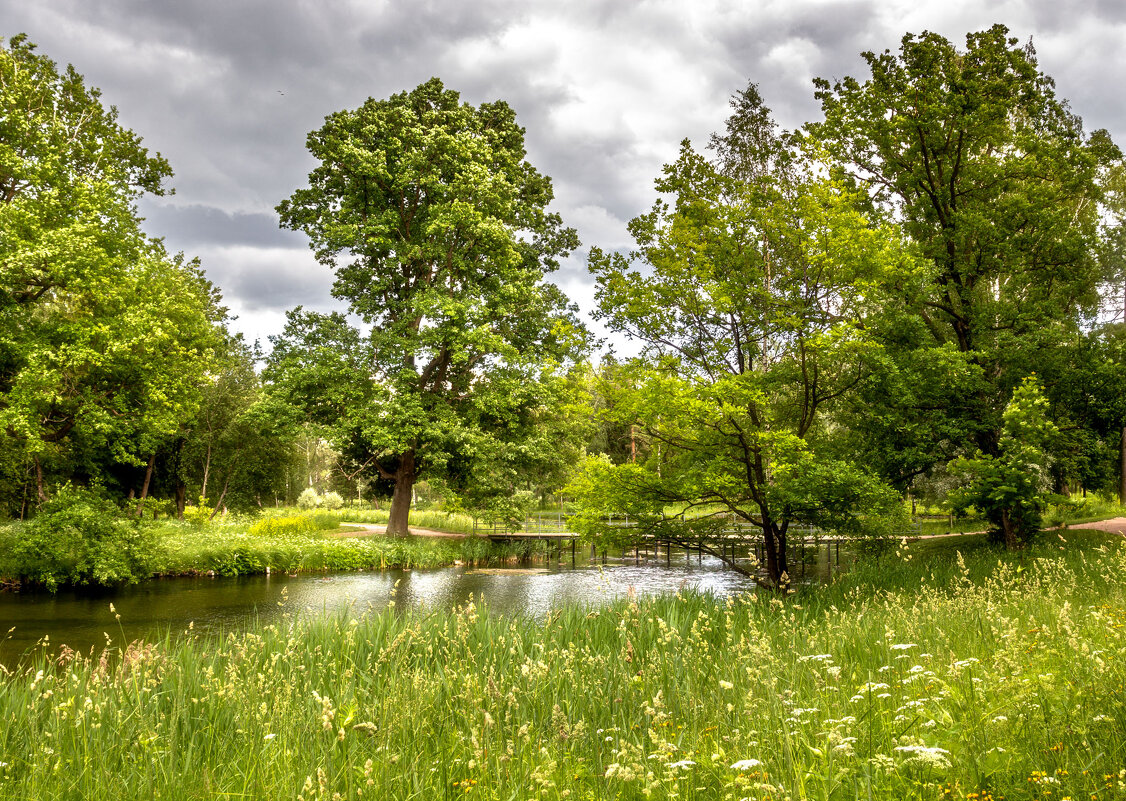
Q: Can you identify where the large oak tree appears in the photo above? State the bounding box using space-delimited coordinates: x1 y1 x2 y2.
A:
274 79 586 534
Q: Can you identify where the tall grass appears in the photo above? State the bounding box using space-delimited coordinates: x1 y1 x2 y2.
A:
1 533 1124 799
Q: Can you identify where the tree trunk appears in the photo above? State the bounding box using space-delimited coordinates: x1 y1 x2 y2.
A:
136 452 156 517
1000 507 1018 550
33 455 47 503
201 442 212 504
762 523 788 587
208 476 231 521
175 484 187 519
386 450 416 536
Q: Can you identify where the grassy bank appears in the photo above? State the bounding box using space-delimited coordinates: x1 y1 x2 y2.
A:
150 512 550 577
0 508 556 589
1 533 1124 799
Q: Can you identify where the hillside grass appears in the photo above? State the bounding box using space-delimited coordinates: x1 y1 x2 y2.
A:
1 531 1124 799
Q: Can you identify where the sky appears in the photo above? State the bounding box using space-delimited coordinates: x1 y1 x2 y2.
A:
3 0 1124 352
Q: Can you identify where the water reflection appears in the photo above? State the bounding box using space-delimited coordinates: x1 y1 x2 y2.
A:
0 555 763 667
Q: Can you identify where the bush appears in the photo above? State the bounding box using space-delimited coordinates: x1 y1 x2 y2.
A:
296 488 320 510
182 501 214 526
321 491 344 510
1 487 157 590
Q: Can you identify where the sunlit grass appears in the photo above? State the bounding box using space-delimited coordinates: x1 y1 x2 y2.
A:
2 533 1125 799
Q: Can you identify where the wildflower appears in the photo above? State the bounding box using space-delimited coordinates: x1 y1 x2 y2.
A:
731 759 762 770
894 744 952 769
668 760 696 770
890 643 917 651
719 680 734 690
263 733 277 741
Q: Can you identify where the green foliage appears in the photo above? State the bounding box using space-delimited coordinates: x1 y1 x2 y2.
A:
950 377 1059 545
0 36 227 509
321 491 344 510
810 25 1118 479
582 86 912 582
0 487 156 590
180 502 213 527
270 78 588 533
246 512 338 538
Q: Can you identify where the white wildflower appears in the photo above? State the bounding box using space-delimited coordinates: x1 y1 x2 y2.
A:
730 759 762 770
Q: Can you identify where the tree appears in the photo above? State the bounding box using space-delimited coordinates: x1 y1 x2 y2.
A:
951 376 1058 547
0 35 226 512
0 34 170 313
809 26 1118 470
1 249 226 507
171 337 298 517
577 87 912 585
274 79 587 534
1096 161 1126 500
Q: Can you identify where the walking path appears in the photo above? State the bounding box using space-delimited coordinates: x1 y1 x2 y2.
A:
1066 516 1126 534
335 522 466 539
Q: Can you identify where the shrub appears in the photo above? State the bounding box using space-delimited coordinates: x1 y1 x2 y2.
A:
182 501 214 526
321 491 344 510
2 487 157 590
296 488 320 510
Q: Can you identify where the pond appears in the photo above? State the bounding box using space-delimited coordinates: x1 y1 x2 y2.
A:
0 553 777 668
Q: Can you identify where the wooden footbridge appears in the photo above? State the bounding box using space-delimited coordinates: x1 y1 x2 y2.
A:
477 512 917 578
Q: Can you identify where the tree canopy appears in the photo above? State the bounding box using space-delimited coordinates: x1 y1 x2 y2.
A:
272 78 589 533
576 87 913 583
0 35 232 514
808 25 1119 462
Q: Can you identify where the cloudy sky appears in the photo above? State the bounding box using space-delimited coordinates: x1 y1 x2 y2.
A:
3 0 1124 350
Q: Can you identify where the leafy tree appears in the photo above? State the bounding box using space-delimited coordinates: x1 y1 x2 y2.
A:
274 79 587 533
809 25 1118 471
171 337 298 516
0 33 169 314
2 250 225 506
1042 328 1126 500
578 87 912 585
950 377 1058 546
1096 161 1126 500
0 35 227 512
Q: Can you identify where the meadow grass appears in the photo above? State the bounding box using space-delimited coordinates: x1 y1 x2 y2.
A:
1 531 1125 799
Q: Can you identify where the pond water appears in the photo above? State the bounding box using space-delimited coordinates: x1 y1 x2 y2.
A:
0 554 774 668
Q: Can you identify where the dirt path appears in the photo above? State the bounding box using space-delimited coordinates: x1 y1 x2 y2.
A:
333 523 467 539
1066 516 1126 535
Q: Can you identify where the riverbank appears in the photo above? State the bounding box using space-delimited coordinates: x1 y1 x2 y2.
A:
1 530 1123 800
0 509 552 591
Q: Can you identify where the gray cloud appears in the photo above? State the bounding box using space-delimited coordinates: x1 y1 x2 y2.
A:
3 0 1123 351
140 202 305 251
